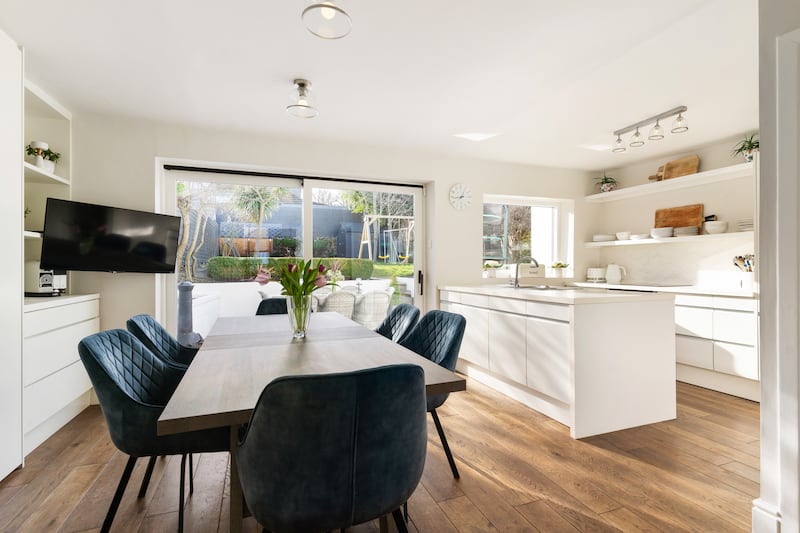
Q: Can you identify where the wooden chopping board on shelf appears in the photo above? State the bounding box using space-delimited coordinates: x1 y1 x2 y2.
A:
655 203 704 229
662 155 700 179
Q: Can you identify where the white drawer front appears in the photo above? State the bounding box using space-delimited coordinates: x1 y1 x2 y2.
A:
439 290 459 303
674 294 715 308
23 318 100 387
713 296 757 312
24 299 100 338
676 335 714 370
488 311 527 385
525 301 570 322
460 293 489 308
23 361 92 433
675 306 713 338
526 316 571 403
714 341 758 380
713 309 756 346
488 296 526 314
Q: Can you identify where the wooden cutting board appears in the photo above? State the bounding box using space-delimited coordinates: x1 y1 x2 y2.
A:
655 204 704 229
662 155 700 180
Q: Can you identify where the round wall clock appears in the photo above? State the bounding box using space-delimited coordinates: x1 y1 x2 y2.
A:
449 183 472 210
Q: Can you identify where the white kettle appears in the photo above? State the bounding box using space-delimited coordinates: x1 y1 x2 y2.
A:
605 264 627 284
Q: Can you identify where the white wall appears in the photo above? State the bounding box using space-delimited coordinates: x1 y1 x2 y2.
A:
68 112 591 328
755 1 800 531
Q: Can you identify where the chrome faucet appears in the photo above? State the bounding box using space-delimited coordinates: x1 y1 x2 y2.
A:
510 256 539 287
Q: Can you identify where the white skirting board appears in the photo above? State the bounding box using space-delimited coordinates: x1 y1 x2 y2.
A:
676 364 760 402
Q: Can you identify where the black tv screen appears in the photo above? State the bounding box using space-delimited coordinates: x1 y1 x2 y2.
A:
40 198 181 273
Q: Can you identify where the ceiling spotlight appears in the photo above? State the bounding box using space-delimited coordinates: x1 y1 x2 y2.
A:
286 79 318 118
629 128 645 147
648 120 664 140
611 106 688 153
302 2 352 39
671 113 689 133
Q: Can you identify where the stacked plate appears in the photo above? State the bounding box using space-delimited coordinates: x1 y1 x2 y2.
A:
674 226 699 237
738 218 754 231
592 234 615 242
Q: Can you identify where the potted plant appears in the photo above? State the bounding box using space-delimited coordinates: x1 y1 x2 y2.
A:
25 141 61 174
732 134 759 162
483 260 501 278
550 261 569 277
595 172 617 193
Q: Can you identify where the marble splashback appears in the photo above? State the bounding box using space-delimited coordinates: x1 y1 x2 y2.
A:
592 233 755 289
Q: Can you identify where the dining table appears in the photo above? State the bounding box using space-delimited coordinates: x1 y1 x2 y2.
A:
157 311 467 532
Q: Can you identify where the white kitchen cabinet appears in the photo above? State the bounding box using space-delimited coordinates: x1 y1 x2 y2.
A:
441 286 675 438
23 294 99 454
488 310 526 385
525 316 570 403
441 301 489 368
673 294 758 400
0 28 23 481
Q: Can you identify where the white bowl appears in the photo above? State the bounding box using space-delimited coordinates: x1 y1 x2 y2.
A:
650 227 674 238
592 234 615 242
615 231 631 240
704 221 728 234
630 233 650 240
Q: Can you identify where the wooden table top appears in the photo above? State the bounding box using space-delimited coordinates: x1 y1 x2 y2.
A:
158 312 466 435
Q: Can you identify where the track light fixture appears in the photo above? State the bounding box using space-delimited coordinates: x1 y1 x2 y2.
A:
286 79 318 118
612 106 688 153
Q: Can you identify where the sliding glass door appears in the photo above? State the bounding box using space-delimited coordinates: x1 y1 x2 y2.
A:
160 168 424 330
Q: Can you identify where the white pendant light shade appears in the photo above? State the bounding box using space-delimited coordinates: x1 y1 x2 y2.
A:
648 120 664 140
286 79 318 118
302 2 352 39
629 128 645 147
671 113 688 133
612 135 626 153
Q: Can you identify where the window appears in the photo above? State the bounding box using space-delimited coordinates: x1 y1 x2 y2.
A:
482 194 573 278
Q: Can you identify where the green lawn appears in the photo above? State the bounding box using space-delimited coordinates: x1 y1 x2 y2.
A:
371 263 414 278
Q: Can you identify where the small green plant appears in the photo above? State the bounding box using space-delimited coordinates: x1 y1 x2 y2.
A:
483 260 502 270
25 144 61 162
594 173 616 186
732 134 759 157
551 261 569 269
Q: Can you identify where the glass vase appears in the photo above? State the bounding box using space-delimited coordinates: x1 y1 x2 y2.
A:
287 295 312 339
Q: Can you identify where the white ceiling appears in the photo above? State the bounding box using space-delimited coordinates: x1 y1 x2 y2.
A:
0 0 758 171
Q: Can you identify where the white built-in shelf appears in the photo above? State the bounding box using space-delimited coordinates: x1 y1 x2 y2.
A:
24 80 72 121
23 231 41 239
584 230 754 248
585 162 754 203
23 162 70 186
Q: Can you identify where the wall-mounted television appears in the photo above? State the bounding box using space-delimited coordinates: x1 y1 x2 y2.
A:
40 198 181 274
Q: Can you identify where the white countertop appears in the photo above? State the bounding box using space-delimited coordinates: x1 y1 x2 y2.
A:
439 285 674 305
572 282 756 298
23 292 99 312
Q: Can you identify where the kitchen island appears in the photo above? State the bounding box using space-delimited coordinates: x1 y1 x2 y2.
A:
439 285 676 438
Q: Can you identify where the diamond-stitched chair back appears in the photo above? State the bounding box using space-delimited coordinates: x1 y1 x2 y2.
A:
127 314 196 367
400 310 466 410
256 297 288 315
375 303 420 343
236 364 427 532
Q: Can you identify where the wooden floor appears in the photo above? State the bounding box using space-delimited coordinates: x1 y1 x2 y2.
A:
0 379 759 532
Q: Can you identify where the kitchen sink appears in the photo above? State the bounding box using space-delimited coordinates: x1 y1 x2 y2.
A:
514 284 582 290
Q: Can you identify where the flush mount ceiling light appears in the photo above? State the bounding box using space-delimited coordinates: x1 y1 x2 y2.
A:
612 106 688 153
302 2 352 39
286 79 318 118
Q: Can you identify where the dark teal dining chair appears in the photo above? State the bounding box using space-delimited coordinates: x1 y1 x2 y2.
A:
78 329 229 533
127 314 197 367
375 303 420 343
256 297 288 315
400 310 466 479
236 365 427 533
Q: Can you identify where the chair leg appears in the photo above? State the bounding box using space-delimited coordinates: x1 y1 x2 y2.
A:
403 501 408 522
431 409 460 479
392 508 408 533
138 456 157 498
188 453 194 494
101 456 137 533
179 454 187 533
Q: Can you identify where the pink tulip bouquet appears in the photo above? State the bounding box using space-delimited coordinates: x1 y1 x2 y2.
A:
279 259 330 338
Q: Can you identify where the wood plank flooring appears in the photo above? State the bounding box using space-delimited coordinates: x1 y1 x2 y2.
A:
0 380 759 532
